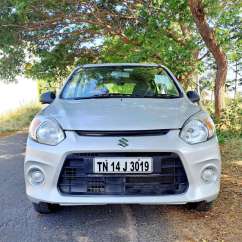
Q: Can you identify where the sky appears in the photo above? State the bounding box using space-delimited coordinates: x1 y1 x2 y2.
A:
0 77 38 114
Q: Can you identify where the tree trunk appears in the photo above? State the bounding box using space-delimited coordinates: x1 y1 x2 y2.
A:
193 50 200 94
188 0 228 119
234 61 238 99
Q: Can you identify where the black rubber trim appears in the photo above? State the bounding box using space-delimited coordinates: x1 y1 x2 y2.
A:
74 129 170 137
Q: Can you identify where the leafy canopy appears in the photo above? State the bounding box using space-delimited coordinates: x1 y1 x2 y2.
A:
0 0 240 86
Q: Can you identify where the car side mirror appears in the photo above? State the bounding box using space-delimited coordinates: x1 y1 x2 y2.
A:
40 91 56 104
186 91 200 103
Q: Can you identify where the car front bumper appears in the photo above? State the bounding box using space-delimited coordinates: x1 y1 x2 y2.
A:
24 130 221 205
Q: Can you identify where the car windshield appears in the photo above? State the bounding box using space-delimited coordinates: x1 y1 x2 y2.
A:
61 66 181 99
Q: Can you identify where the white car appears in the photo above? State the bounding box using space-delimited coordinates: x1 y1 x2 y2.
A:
25 63 221 213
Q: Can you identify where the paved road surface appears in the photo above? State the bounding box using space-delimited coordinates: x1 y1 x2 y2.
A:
0 133 178 242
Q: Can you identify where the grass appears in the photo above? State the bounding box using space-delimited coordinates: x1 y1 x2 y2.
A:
0 103 41 136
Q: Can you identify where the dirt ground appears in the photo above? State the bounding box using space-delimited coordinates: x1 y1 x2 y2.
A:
166 138 242 242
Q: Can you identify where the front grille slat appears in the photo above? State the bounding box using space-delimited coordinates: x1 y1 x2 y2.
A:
58 152 188 196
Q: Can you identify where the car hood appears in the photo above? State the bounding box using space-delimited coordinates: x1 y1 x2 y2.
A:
40 98 200 130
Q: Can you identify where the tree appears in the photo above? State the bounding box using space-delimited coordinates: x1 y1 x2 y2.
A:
0 0 240 119
100 0 199 88
0 0 199 86
188 0 228 118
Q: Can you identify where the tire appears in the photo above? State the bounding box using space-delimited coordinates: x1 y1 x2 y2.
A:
186 201 213 212
32 202 60 214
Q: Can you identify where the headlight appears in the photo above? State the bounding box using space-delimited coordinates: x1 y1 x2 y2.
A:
180 113 215 144
29 118 65 145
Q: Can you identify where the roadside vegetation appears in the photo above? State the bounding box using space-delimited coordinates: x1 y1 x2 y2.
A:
0 103 41 136
203 97 242 143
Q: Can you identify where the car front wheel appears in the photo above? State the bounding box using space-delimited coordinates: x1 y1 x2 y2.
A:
32 202 60 214
186 201 213 212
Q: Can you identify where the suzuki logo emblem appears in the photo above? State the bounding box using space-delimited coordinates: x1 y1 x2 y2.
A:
118 138 129 147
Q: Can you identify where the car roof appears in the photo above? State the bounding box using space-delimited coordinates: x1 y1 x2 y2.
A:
82 63 161 68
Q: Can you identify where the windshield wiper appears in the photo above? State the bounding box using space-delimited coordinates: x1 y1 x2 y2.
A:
73 93 133 100
150 94 180 98
71 93 179 100
132 94 179 98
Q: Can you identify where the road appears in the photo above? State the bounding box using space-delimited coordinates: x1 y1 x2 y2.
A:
0 133 178 242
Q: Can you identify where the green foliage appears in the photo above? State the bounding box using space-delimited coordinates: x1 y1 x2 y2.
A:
0 0 27 81
37 79 59 96
100 33 195 85
0 0 241 92
205 98 242 143
100 1 197 86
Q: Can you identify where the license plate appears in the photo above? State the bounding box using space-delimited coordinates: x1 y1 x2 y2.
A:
94 157 153 173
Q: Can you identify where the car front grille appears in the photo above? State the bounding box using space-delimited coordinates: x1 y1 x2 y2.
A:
57 153 189 196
